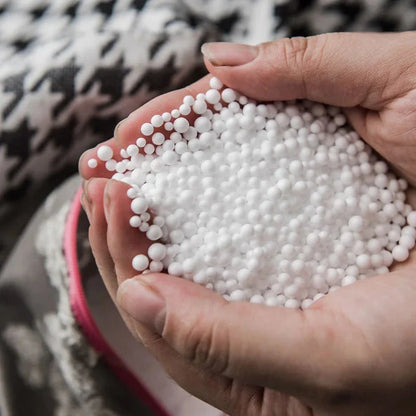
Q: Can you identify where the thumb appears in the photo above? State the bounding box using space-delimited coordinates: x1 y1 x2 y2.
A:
116 273 344 397
201 32 416 110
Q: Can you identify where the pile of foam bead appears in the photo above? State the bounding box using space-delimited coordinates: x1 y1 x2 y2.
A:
88 76 416 309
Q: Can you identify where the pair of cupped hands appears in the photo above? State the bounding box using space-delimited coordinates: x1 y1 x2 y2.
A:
79 32 416 416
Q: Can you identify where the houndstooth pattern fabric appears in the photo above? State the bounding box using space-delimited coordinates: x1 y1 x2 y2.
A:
2 0 416 264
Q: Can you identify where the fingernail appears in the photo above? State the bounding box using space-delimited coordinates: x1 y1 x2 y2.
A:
114 119 126 139
117 277 166 334
201 42 258 66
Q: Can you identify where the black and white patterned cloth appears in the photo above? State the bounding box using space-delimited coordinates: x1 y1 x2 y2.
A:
2 0 416 264
2 1 416 415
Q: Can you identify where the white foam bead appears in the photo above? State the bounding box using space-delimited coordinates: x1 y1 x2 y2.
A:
367 238 382 253
221 88 237 104
263 297 278 306
105 159 117 171
126 187 139 199
341 275 357 286
407 211 416 227
284 284 300 298
87 158 98 168
187 139 200 152
162 140 175 152
209 77 223 90
183 95 195 106
173 117 190 133
312 293 325 303
229 290 245 301
205 89 221 104
151 114 164 128
141 123 154 136
126 144 138 157
285 299 300 308
97 145 113 161
162 112 172 122
228 102 240 114
399 234 415 250
250 294 265 304
348 215 364 232
144 143 155 154
152 132 165 145
192 100 207 114
291 259 305 273
179 104 191 115
129 216 142 227
381 250 393 267
146 225 163 241
237 268 251 283
162 150 178 165
131 197 148 214
170 229 185 244
112 172 124 181
402 225 416 237
370 254 384 268
136 137 146 147
132 254 149 272
141 212 151 222
238 95 248 105
174 141 188 155
392 245 409 262
149 261 164 272
301 299 313 309
388 228 401 242
326 268 340 285
194 116 211 133
200 131 216 148
147 243 167 261
326 284 339 293
168 262 183 276
116 161 127 173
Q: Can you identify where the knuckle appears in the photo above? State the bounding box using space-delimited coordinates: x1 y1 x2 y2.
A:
266 34 329 96
180 305 231 374
281 36 310 69
311 314 374 407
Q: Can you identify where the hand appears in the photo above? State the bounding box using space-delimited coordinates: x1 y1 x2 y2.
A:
79 32 416 416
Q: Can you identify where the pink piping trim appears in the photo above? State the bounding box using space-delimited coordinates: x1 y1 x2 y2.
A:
65 186 170 416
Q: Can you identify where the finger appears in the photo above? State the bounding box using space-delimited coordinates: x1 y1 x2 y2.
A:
104 179 152 284
115 75 211 149
116 272 343 399
79 138 122 180
134 330 266 416
98 180 269 415
86 177 144 339
202 32 416 110
79 76 212 179
84 177 119 301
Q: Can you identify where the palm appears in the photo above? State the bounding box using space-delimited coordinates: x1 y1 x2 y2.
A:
244 252 416 416
85 176 416 416
80 76 416 416
346 92 416 187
